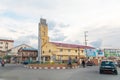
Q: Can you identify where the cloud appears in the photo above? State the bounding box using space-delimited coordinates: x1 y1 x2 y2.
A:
8 29 17 33
14 34 38 48
0 0 120 49
90 39 102 48
48 20 56 30
88 26 120 48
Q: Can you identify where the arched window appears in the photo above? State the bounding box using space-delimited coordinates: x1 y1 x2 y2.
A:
43 51 44 54
60 49 63 52
49 49 51 53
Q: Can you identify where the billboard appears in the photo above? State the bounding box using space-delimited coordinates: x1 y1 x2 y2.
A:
104 49 120 57
97 49 104 57
85 49 97 57
85 49 104 57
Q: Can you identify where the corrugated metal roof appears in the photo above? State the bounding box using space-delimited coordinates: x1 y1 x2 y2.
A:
7 44 34 51
22 48 38 51
50 42 95 49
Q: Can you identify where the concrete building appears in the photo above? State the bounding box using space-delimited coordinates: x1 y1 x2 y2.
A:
7 44 36 63
7 44 33 56
0 39 14 51
18 48 38 62
0 39 14 58
38 18 95 62
0 50 6 58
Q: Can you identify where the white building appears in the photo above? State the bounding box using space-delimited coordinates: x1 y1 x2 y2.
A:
7 44 34 56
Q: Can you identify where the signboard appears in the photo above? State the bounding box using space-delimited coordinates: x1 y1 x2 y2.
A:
85 49 97 57
104 49 120 57
85 49 104 57
97 49 104 57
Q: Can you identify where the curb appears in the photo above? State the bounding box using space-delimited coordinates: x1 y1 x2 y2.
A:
24 66 79 70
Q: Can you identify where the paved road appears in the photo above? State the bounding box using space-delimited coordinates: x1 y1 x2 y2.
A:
0 64 120 80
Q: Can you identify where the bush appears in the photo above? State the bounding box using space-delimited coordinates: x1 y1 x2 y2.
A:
3 55 11 59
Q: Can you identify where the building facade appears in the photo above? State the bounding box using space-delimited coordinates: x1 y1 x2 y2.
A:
0 50 6 58
7 44 36 63
7 44 33 56
18 48 38 62
104 48 120 58
0 39 14 51
38 18 95 62
0 39 14 58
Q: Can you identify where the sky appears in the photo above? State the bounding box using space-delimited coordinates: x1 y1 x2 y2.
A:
0 0 120 49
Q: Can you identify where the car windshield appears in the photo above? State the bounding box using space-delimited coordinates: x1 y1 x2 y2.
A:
101 61 114 66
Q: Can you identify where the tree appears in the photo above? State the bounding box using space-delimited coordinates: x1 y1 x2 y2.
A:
3 55 11 59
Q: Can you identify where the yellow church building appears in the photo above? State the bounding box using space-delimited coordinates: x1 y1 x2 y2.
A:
38 18 95 62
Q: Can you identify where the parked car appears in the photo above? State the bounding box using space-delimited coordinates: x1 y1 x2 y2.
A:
22 60 29 65
99 60 118 75
86 61 94 66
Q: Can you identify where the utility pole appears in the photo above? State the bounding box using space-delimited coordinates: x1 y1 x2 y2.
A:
84 31 88 58
38 20 42 64
84 31 88 46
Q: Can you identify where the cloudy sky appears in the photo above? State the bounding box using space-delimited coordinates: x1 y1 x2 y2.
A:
0 0 120 49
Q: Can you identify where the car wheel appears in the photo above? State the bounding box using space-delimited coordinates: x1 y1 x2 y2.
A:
114 70 118 75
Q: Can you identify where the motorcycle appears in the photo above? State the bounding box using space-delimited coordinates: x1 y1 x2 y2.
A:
1 60 5 67
1 63 4 67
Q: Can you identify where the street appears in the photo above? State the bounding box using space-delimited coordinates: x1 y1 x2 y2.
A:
0 64 120 80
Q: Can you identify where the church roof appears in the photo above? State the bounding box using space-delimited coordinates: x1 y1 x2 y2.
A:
50 42 95 49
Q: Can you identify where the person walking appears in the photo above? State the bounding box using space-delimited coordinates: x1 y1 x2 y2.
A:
82 59 85 68
68 56 72 68
1 59 5 67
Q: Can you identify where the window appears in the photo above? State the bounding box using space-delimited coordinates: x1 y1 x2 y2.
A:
49 49 51 53
75 50 77 53
0 46 2 48
68 49 71 52
81 50 84 53
44 32 45 36
43 51 44 54
5 46 8 49
60 49 63 52
0 42 3 44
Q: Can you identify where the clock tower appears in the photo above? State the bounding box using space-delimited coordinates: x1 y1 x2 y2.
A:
38 18 49 47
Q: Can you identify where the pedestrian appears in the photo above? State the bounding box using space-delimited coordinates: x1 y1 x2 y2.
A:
82 59 85 68
67 56 72 68
75 56 80 66
1 59 5 67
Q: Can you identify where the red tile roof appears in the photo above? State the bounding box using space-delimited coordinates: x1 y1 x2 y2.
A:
0 39 14 42
50 42 95 49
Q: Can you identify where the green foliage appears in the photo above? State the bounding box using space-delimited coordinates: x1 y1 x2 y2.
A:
3 55 11 59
